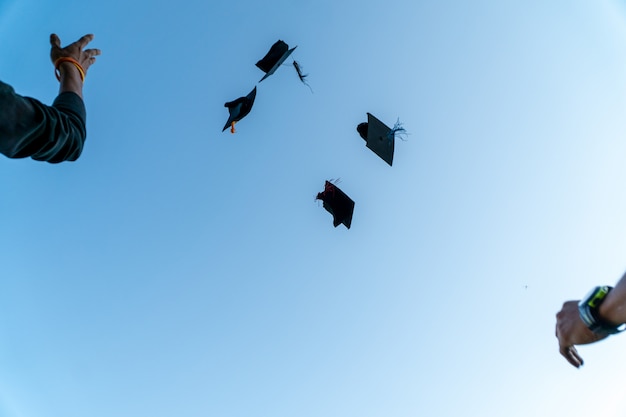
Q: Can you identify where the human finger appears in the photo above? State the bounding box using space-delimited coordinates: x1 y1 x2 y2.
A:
83 48 101 58
569 346 584 366
76 34 95 49
50 33 61 48
560 345 582 368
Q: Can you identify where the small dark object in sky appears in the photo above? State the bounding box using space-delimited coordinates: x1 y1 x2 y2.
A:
292 60 313 92
223 87 257 133
357 113 406 166
316 181 355 229
256 40 297 82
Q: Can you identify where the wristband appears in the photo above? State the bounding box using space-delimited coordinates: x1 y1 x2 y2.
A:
54 57 85 82
578 286 626 335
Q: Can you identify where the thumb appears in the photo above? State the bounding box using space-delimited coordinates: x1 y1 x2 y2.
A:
50 33 61 48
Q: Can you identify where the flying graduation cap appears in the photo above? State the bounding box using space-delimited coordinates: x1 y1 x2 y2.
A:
256 40 297 82
356 113 406 166
316 181 355 229
223 87 257 133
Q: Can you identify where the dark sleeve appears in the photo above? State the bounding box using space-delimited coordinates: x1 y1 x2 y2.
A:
0 80 86 163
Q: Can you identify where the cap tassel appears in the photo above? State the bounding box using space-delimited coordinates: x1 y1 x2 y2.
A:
230 121 236 134
390 119 407 141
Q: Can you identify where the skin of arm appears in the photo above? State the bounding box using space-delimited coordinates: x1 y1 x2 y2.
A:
597 275 626 325
556 272 626 368
0 34 101 162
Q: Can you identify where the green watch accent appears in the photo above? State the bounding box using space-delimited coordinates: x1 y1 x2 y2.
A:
578 286 626 335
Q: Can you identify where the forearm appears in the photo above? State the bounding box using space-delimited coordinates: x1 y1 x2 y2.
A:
0 81 86 162
555 270 626 368
0 33 97 163
57 61 83 98
597 272 626 326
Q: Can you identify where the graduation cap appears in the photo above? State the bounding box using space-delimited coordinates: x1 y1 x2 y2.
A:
223 87 257 133
357 113 405 166
256 40 297 82
316 181 355 229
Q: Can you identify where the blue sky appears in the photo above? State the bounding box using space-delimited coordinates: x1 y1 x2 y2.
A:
3 0 626 416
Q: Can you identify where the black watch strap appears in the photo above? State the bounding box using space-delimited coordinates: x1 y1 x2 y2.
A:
578 286 626 335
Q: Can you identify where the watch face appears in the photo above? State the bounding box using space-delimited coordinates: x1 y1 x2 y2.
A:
587 286 611 309
579 287 601 308
578 286 624 334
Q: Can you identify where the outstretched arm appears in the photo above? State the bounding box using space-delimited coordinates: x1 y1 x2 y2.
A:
597 274 626 325
556 272 626 368
50 33 100 99
0 34 100 163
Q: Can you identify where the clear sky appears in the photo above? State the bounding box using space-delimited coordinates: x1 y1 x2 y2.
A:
2 0 626 416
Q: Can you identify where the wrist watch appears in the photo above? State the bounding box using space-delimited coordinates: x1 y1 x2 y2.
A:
578 286 626 335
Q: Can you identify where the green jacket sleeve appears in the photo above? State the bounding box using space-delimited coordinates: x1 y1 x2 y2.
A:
0 80 87 163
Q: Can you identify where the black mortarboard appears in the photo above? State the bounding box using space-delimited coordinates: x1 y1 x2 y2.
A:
316 181 355 229
357 113 395 166
256 40 297 82
223 87 257 133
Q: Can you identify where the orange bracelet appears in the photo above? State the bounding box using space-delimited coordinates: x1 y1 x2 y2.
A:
54 57 85 82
